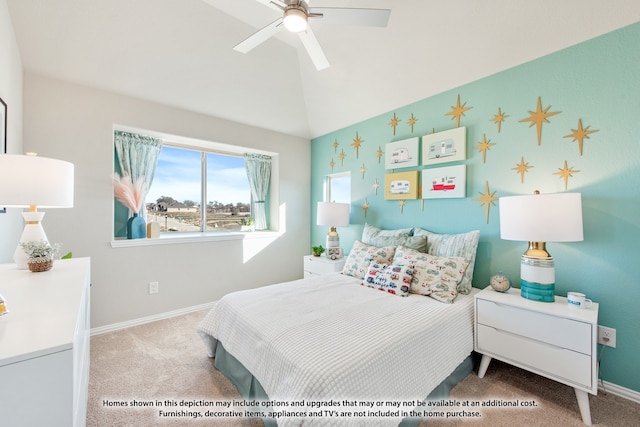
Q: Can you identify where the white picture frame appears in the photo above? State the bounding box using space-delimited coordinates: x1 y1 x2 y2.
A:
384 137 419 169
422 165 466 199
421 127 466 166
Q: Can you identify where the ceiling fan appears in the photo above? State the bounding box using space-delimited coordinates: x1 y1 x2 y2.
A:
231 0 391 70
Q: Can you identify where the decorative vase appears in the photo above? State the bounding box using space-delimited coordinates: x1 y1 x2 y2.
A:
28 257 53 272
127 213 147 239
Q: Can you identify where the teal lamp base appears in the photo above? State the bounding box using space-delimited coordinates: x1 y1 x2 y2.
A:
520 256 555 302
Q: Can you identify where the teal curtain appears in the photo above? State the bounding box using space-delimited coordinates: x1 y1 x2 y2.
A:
244 153 271 230
114 131 163 237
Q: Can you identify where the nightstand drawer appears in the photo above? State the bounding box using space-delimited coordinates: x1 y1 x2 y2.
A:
303 256 345 276
477 324 592 388
477 299 592 355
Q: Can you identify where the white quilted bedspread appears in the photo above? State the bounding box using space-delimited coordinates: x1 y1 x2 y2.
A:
198 273 477 426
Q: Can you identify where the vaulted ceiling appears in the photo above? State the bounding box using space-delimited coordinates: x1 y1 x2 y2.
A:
7 0 640 139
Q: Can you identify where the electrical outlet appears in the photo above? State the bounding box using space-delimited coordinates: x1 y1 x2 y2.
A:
149 281 159 295
597 325 616 348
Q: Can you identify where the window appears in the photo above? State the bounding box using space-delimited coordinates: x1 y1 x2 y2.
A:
146 145 252 233
324 172 351 203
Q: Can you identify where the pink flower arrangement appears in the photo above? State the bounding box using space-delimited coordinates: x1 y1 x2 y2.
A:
113 172 146 213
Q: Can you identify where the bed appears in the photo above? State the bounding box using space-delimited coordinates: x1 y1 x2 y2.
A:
198 225 481 426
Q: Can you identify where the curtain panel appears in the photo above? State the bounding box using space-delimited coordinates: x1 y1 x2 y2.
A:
244 153 271 230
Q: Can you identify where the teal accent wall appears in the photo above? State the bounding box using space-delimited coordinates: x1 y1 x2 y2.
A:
311 23 640 393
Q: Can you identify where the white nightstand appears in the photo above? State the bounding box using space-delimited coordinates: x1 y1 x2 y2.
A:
303 255 346 278
474 286 599 425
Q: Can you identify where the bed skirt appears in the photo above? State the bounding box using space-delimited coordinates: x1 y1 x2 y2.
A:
213 342 475 427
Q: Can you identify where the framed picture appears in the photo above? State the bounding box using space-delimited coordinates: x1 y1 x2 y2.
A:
384 170 419 200
1 97 6 214
385 137 419 169
421 127 466 166
422 165 466 199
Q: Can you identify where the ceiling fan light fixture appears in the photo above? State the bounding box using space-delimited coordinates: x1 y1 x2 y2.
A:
283 8 308 33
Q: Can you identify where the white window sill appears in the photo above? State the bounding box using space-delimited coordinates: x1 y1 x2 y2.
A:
110 230 282 248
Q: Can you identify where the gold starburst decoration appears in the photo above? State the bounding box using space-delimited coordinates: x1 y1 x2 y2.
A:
445 94 473 128
475 134 495 163
376 146 384 163
399 200 406 214
329 158 335 171
519 96 561 145
564 119 599 156
351 132 364 159
554 160 580 190
512 157 534 183
473 181 498 224
389 113 401 135
360 163 367 179
492 108 509 133
362 198 369 218
407 113 418 133
339 148 347 166
332 139 339 153
373 179 380 195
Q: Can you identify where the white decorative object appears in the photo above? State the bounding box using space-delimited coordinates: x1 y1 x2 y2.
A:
475 287 598 425
0 154 74 269
385 137 419 169
421 127 466 166
316 201 350 249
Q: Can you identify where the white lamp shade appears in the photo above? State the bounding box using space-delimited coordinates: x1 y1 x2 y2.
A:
316 202 350 227
0 154 74 208
499 192 583 242
283 8 308 32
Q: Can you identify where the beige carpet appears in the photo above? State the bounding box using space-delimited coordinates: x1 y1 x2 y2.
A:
87 310 639 427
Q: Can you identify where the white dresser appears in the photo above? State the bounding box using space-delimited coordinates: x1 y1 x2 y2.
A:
474 286 598 425
0 257 91 427
303 255 346 278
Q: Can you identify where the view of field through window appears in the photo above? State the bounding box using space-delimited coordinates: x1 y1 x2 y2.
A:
145 145 252 232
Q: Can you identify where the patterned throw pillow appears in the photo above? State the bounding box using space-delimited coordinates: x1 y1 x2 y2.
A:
411 228 479 295
361 223 427 252
361 262 413 297
342 240 396 279
393 246 469 303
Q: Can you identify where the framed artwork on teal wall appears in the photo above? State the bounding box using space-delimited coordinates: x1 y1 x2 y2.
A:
421 127 466 166
384 137 419 169
384 171 419 200
422 165 466 199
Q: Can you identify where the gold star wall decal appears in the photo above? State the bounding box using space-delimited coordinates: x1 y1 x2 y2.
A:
475 134 495 163
554 160 580 190
399 200 406 214
376 146 384 164
373 179 380 195
339 148 346 166
407 114 418 133
445 94 473 128
362 198 369 218
563 119 599 156
389 113 401 135
329 158 335 171
519 96 561 145
512 157 534 183
351 132 364 159
491 108 509 133
360 163 367 179
474 181 498 224
332 139 339 153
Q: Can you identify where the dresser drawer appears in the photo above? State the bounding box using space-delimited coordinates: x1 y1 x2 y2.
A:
477 324 592 389
477 298 592 355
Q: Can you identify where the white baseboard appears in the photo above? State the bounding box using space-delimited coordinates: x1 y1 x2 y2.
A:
599 380 640 404
90 301 216 336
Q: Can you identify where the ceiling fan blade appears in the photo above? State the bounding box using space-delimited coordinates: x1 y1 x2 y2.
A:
309 8 391 27
233 18 284 53
298 26 329 70
255 0 287 13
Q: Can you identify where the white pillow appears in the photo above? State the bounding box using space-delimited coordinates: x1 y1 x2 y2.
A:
342 240 396 279
361 262 413 297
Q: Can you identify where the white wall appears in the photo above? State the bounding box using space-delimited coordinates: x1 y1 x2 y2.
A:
21 72 311 328
0 0 23 262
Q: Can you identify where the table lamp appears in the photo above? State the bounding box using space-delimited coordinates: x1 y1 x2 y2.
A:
316 202 350 253
499 191 583 302
0 154 74 269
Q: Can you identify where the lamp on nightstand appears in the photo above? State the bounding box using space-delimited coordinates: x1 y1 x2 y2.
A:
0 153 74 269
316 201 350 254
499 191 583 302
